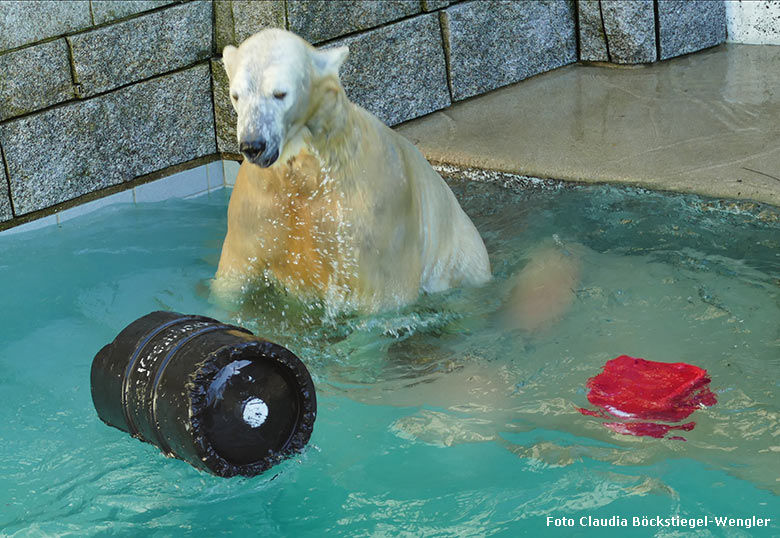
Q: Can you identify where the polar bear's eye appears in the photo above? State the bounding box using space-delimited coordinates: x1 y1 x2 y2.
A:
273 90 288 101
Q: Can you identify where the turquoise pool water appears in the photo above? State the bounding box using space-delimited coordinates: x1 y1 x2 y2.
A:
0 179 778 536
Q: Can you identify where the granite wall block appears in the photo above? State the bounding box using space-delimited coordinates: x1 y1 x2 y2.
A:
211 58 239 155
214 0 237 52
0 1 91 51
69 1 212 97
216 0 286 52
0 65 215 215
578 0 656 64
422 0 452 12
329 14 450 126
91 0 178 25
658 0 727 60
444 0 578 101
0 39 75 121
578 0 608 61
288 0 421 44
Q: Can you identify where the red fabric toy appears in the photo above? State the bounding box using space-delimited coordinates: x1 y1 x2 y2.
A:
578 355 717 441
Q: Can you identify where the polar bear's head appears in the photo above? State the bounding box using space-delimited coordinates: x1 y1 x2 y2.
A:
222 29 348 168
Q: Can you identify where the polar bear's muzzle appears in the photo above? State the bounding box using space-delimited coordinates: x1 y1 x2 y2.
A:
239 138 280 168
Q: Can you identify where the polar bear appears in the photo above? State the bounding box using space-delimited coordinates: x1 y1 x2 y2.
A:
213 29 491 313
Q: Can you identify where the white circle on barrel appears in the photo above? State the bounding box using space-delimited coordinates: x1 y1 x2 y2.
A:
242 397 269 428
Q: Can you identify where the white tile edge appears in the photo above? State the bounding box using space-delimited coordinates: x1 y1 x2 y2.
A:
0 161 232 237
56 189 135 225
1 214 58 235
222 159 240 187
133 165 210 203
207 160 225 190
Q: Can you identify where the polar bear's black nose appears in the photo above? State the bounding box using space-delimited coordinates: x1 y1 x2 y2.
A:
240 140 266 162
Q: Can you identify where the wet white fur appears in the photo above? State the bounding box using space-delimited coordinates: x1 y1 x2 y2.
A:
214 29 491 313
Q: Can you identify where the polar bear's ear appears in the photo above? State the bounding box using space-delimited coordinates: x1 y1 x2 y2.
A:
313 46 349 78
222 45 238 79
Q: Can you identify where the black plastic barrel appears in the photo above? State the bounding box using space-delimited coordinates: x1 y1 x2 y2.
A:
91 311 316 477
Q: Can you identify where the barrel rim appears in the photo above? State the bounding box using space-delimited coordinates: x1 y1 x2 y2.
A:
188 339 317 478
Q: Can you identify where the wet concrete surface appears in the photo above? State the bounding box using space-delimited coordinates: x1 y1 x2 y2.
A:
396 44 780 207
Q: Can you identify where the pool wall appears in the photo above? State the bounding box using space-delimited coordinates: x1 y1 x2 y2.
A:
0 0 772 233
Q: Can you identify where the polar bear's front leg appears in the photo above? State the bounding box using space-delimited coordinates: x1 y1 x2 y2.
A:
501 240 583 332
212 237 255 307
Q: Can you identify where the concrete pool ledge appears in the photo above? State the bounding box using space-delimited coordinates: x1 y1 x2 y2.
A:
396 44 780 208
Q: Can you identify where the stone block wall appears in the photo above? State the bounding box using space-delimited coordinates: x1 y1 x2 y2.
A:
1 0 730 230
0 0 215 227
212 0 581 154
443 1 577 101
578 0 657 63
577 0 726 64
